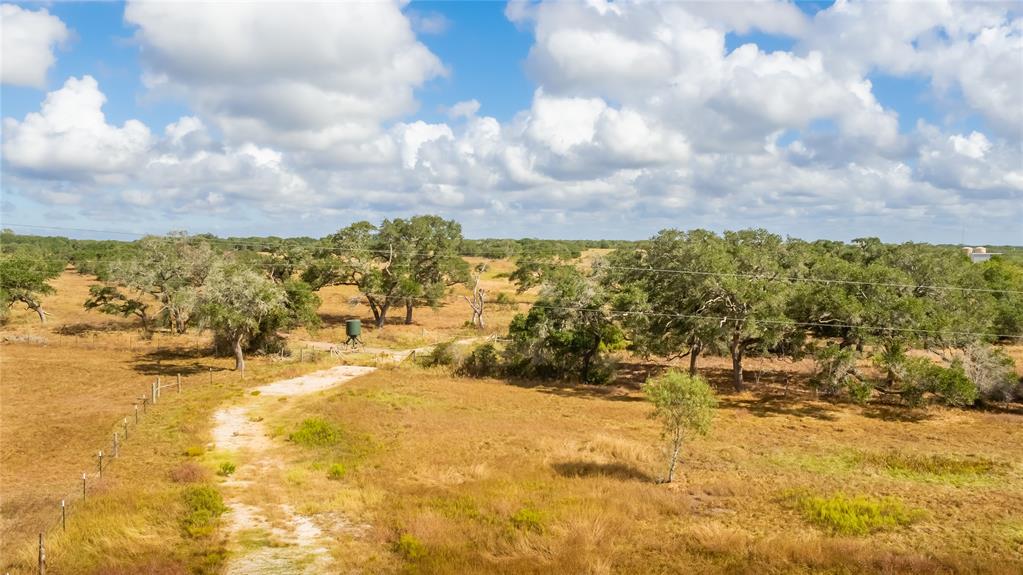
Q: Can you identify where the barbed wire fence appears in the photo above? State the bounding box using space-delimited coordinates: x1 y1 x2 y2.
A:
6 329 340 575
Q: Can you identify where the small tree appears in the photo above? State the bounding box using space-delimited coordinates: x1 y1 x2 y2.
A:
0 252 60 323
644 370 716 483
84 285 153 331
199 265 286 372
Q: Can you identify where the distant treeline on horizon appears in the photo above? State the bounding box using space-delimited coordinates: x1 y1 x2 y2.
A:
2 227 1021 265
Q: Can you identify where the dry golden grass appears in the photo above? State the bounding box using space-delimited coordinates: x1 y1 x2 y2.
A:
3 266 1023 574
265 362 1023 574
0 272 355 574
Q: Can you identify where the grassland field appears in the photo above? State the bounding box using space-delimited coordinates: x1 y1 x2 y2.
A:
1 260 1021 574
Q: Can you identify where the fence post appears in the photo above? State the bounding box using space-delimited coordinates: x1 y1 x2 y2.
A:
123 417 129 441
134 403 139 423
151 382 157 405
81 473 86 499
209 367 213 385
97 451 103 477
61 499 66 531
38 532 45 575
112 432 119 458
177 373 181 393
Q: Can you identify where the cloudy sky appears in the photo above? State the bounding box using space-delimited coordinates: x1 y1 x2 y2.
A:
1 1 1020 244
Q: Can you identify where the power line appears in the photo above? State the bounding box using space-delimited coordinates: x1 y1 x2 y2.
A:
6 223 1023 295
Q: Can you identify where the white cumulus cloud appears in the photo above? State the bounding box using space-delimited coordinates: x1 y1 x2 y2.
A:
1 4 70 88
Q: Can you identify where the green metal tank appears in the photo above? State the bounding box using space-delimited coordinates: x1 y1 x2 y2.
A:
346 319 362 338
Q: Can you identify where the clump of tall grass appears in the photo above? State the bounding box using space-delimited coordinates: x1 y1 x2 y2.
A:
289 417 342 447
795 493 923 535
181 485 227 538
510 507 545 534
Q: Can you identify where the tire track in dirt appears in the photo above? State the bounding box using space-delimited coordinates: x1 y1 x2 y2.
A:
212 365 376 574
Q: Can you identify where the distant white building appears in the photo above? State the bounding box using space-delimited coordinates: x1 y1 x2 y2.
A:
961 246 1003 263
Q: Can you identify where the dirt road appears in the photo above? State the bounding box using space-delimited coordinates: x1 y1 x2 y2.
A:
211 365 375 574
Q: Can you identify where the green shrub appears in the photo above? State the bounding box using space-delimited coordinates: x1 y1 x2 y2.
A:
420 341 458 368
327 463 347 480
217 461 236 477
289 418 342 447
903 357 977 407
494 291 516 308
181 485 227 538
183 445 205 457
796 493 923 535
458 342 502 377
394 533 428 561
510 507 545 534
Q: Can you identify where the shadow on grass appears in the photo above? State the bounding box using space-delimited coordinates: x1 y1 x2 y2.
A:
55 321 133 336
505 378 645 402
717 395 841 421
860 405 933 423
552 460 653 482
132 347 226 376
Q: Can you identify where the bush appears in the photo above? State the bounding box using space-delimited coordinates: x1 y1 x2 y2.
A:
494 291 516 308
217 461 236 477
458 343 502 377
963 344 1020 402
181 485 227 538
902 357 977 407
810 344 859 397
289 418 342 447
183 445 205 457
796 493 923 535
327 463 347 480
394 533 428 561
420 341 457 368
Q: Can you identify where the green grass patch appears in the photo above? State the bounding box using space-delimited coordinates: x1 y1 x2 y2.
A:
426 495 489 523
183 444 205 457
327 463 347 480
343 388 429 408
856 451 1007 483
216 461 236 477
289 417 343 447
794 492 924 535
394 533 428 561
768 450 859 474
181 484 228 538
510 507 545 534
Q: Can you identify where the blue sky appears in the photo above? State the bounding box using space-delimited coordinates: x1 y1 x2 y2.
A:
1 1 1020 244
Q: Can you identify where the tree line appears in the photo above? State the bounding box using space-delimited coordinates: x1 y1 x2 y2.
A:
2 221 1021 407
496 230 1023 407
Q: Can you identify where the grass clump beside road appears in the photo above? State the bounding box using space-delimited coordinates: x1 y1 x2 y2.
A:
795 493 924 535
181 484 228 538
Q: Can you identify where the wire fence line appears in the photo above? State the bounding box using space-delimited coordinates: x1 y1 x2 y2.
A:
20 368 180 575
12 334 346 575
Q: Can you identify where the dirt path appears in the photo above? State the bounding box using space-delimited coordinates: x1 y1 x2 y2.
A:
301 336 489 362
212 365 376 574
